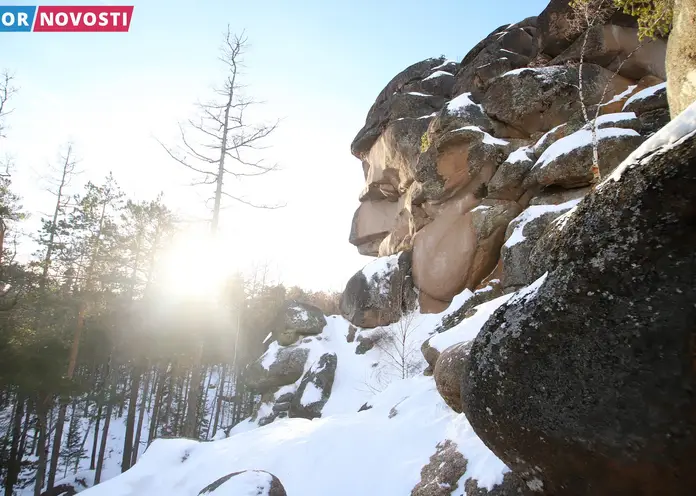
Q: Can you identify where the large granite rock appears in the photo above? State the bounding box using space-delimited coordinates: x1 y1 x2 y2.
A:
524 127 644 189
352 57 452 158
462 117 696 494
246 346 309 393
198 470 287 496
340 251 415 328
550 24 667 80
666 0 696 117
416 125 510 202
412 200 522 304
290 352 337 419
433 342 471 413
272 300 327 346
482 64 633 136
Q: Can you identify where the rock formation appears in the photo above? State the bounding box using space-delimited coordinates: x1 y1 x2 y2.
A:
667 0 696 116
198 470 287 496
343 0 668 319
462 111 696 494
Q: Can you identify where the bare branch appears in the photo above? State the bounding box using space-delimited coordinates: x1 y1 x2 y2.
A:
220 191 285 209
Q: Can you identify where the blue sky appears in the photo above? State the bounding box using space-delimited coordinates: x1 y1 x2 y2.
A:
1 0 549 291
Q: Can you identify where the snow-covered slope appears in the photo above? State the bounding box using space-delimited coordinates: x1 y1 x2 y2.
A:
82 294 514 496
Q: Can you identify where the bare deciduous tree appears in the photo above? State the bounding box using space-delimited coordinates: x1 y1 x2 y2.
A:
158 27 282 235
375 311 422 383
0 71 18 141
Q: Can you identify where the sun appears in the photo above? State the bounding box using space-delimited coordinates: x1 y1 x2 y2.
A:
157 233 233 300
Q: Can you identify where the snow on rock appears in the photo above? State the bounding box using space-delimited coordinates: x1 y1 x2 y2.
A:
198 470 285 495
508 272 548 305
300 382 324 406
506 145 534 164
534 127 641 170
501 66 565 83
446 92 484 114
423 70 453 81
428 294 514 353
582 112 638 130
432 59 457 71
622 82 667 110
362 253 400 283
449 125 509 146
600 100 696 189
504 199 582 248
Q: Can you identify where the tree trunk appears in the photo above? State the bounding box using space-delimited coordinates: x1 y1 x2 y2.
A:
33 399 50 496
147 367 166 446
131 366 151 466
183 362 201 439
4 395 24 496
211 365 226 438
90 403 102 471
121 364 141 472
95 366 118 485
46 401 67 490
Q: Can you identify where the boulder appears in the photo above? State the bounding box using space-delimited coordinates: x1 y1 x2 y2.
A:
482 64 634 135
416 126 510 202
500 199 580 289
434 342 471 413
340 251 415 328
290 352 337 420
246 346 309 393
550 25 667 80
271 300 326 346
622 82 668 114
524 127 644 189
362 116 433 202
536 0 636 57
412 200 522 303
584 111 641 132
454 26 538 98
487 146 535 201
352 58 449 158
198 470 287 496
638 108 671 135
428 93 493 137
531 121 584 157
411 440 527 495
349 199 400 256
40 485 77 496
666 0 696 117
411 440 468 496
462 121 696 494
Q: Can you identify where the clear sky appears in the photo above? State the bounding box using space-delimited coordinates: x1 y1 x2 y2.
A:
1 0 549 291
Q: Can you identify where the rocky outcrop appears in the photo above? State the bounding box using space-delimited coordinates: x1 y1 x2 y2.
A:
524 127 644 189
272 300 327 346
347 0 663 314
433 342 471 413
462 118 696 494
246 346 309 393
481 64 632 136
340 252 415 328
411 440 527 496
198 470 287 496
412 200 521 304
290 352 337 420
666 0 696 117
351 57 455 158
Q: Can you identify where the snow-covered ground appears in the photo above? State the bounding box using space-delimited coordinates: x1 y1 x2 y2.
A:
81 289 516 496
